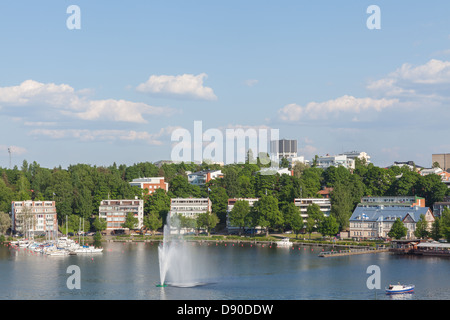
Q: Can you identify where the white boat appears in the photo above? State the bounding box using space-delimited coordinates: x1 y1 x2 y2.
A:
73 245 103 254
46 248 70 256
386 283 415 294
276 238 291 247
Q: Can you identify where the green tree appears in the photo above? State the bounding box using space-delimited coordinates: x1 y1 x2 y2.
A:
330 182 353 231
388 218 408 240
414 214 429 239
51 169 74 223
196 211 219 236
0 178 14 213
143 211 163 235
440 208 450 242
92 216 107 233
416 174 447 207
229 200 251 235
430 217 441 241
319 215 339 238
145 188 171 223
282 202 303 238
208 185 228 223
252 195 283 236
169 175 201 198
305 216 315 239
0 212 11 235
122 212 139 231
280 157 289 168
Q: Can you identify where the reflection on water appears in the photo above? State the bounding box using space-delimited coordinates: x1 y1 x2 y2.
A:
1 242 450 300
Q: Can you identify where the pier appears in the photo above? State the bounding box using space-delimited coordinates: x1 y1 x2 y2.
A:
318 248 389 257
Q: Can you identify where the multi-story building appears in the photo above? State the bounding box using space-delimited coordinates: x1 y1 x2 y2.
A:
270 139 298 160
439 171 450 188
432 153 450 172
340 151 371 164
129 177 168 195
257 167 292 176
187 170 223 186
294 198 331 224
287 156 309 167
316 154 355 170
99 198 144 233
169 198 212 219
358 196 425 208
11 200 57 236
433 196 450 218
349 205 434 240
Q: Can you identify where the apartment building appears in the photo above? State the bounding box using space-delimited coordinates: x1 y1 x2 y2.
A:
187 170 223 186
340 151 371 164
99 198 144 233
11 200 57 235
270 139 298 160
432 153 450 172
316 154 355 170
129 177 168 195
294 198 331 224
358 196 425 208
433 196 450 218
169 198 212 219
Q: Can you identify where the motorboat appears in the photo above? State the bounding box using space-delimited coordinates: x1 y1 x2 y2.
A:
386 283 414 294
276 238 291 247
46 248 70 256
73 245 103 253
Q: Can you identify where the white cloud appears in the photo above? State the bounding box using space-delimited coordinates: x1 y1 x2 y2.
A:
244 79 259 87
367 59 450 98
0 80 174 123
278 95 398 122
0 145 27 156
136 73 217 100
29 126 179 145
392 59 450 84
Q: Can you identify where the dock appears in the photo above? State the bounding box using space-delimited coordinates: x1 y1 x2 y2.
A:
318 248 389 257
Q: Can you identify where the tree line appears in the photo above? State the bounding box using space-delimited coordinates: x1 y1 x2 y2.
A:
0 158 448 236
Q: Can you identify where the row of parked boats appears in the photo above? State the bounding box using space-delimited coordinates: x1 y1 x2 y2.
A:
10 237 103 256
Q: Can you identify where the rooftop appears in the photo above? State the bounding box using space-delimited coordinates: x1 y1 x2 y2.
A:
350 206 430 222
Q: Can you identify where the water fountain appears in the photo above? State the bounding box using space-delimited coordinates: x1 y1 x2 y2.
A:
157 214 208 288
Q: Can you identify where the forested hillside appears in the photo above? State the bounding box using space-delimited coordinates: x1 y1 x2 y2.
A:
0 159 448 233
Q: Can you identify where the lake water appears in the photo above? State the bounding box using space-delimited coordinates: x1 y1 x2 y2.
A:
1 241 449 300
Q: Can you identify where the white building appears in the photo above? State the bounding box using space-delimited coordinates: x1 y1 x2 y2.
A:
99 198 144 233
316 154 355 170
349 206 434 240
258 167 292 176
287 156 310 167
187 170 223 186
294 198 331 224
358 196 426 208
11 200 58 236
169 198 212 219
168 198 212 234
340 151 371 164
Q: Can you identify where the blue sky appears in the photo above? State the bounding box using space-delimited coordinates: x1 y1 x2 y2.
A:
1 1 450 169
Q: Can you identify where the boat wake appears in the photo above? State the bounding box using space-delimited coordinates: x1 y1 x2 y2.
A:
165 282 211 288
